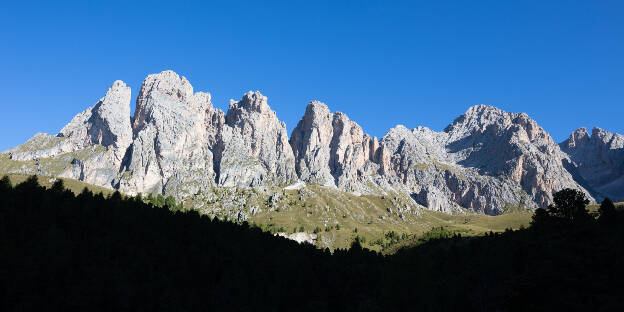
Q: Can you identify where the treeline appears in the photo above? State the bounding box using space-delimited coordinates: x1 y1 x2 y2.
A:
0 176 623 311
383 189 624 311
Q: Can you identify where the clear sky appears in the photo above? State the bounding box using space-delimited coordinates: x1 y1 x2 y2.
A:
1 1 622 151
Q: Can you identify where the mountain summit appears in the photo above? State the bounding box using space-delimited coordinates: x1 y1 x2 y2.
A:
2 70 621 214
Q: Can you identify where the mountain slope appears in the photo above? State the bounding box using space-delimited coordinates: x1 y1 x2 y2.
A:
3 70 620 215
560 127 624 201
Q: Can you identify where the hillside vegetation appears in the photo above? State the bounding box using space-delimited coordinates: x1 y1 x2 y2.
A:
1 176 623 311
2 173 534 251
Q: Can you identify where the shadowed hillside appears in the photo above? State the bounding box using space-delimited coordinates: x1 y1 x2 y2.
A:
1 176 623 311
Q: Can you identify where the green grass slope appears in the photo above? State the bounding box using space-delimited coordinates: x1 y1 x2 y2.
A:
1 172 535 251
3 173 114 196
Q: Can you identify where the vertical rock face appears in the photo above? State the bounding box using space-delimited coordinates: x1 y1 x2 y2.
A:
4 81 133 189
119 71 217 196
288 102 585 213
560 127 624 201
290 101 335 186
443 105 591 207
4 70 617 215
289 101 379 190
379 125 530 214
58 80 133 164
215 91 296 187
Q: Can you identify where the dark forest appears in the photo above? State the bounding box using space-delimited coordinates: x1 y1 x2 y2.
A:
1 176 622 311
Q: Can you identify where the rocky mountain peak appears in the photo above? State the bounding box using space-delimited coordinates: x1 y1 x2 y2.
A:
445 105 513 141
132 70 198 130
4 69 621 215
141 70 193 100
590 127 624 148
120 70 217 196
440 105 591 207
562 127 590 150
225 91 277 127
57 79 132 162
229 91 270 114
560 127 624 201
290 101 378 189
216 91 296 187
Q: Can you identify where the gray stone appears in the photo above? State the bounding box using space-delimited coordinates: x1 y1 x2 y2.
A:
560 127 624 201
119 70 217 196
215 91 296 187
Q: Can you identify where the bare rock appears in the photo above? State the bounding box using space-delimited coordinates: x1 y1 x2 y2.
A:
58 80 132 164
119 70 217 196
215 91 296 187
414 186 459 213
443 105 592 207
380 124 531 214
290 101 378 190
560 127 624 201
4 81 134 190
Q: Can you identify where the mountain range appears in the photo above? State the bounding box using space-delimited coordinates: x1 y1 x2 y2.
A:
2 70 622 215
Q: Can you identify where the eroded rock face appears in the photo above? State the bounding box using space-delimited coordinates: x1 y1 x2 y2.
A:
215 91 296 187
379 125 531 215
443 105 591 207
119 70 217 196
5 81 134 189
290 101 379 190
58 80 133 164
560 127 624 201
288 103 589 213
3 71 610 215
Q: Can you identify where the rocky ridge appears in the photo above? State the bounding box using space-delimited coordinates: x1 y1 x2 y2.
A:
290 101 382 192
560 127 624 201
216 91 296 187
2 70 620 215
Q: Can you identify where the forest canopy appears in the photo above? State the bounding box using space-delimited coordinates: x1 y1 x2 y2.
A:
1 176 623 311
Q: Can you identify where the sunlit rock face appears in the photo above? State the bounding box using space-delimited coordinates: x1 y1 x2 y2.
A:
119 70 218 196
289 101 380 192
215 91 296 187
5 80 133 189
560 127 624 201
440 104 592 208
4 70 613 215
289 103 592 214
58 80 133 164
377 124 532 215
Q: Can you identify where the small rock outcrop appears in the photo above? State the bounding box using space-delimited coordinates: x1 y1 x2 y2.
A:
560 127 624 201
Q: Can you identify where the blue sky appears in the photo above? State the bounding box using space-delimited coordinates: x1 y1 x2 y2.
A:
1 1 622 151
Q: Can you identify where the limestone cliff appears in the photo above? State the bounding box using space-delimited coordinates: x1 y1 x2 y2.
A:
3 71 616 215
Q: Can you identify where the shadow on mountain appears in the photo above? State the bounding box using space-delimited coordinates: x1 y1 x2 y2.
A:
445 125 520 176
562 158 602 201
1 175 623 311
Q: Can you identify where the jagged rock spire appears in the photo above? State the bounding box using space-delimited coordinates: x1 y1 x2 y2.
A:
4 71 620 214
215 91 296 187
560 127 624 201
289 101 379 189
120 70 218 196
58 80 132 163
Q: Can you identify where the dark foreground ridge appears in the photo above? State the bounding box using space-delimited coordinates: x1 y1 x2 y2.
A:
1 176 623 311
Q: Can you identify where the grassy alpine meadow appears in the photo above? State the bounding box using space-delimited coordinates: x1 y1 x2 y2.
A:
1 172 535 252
